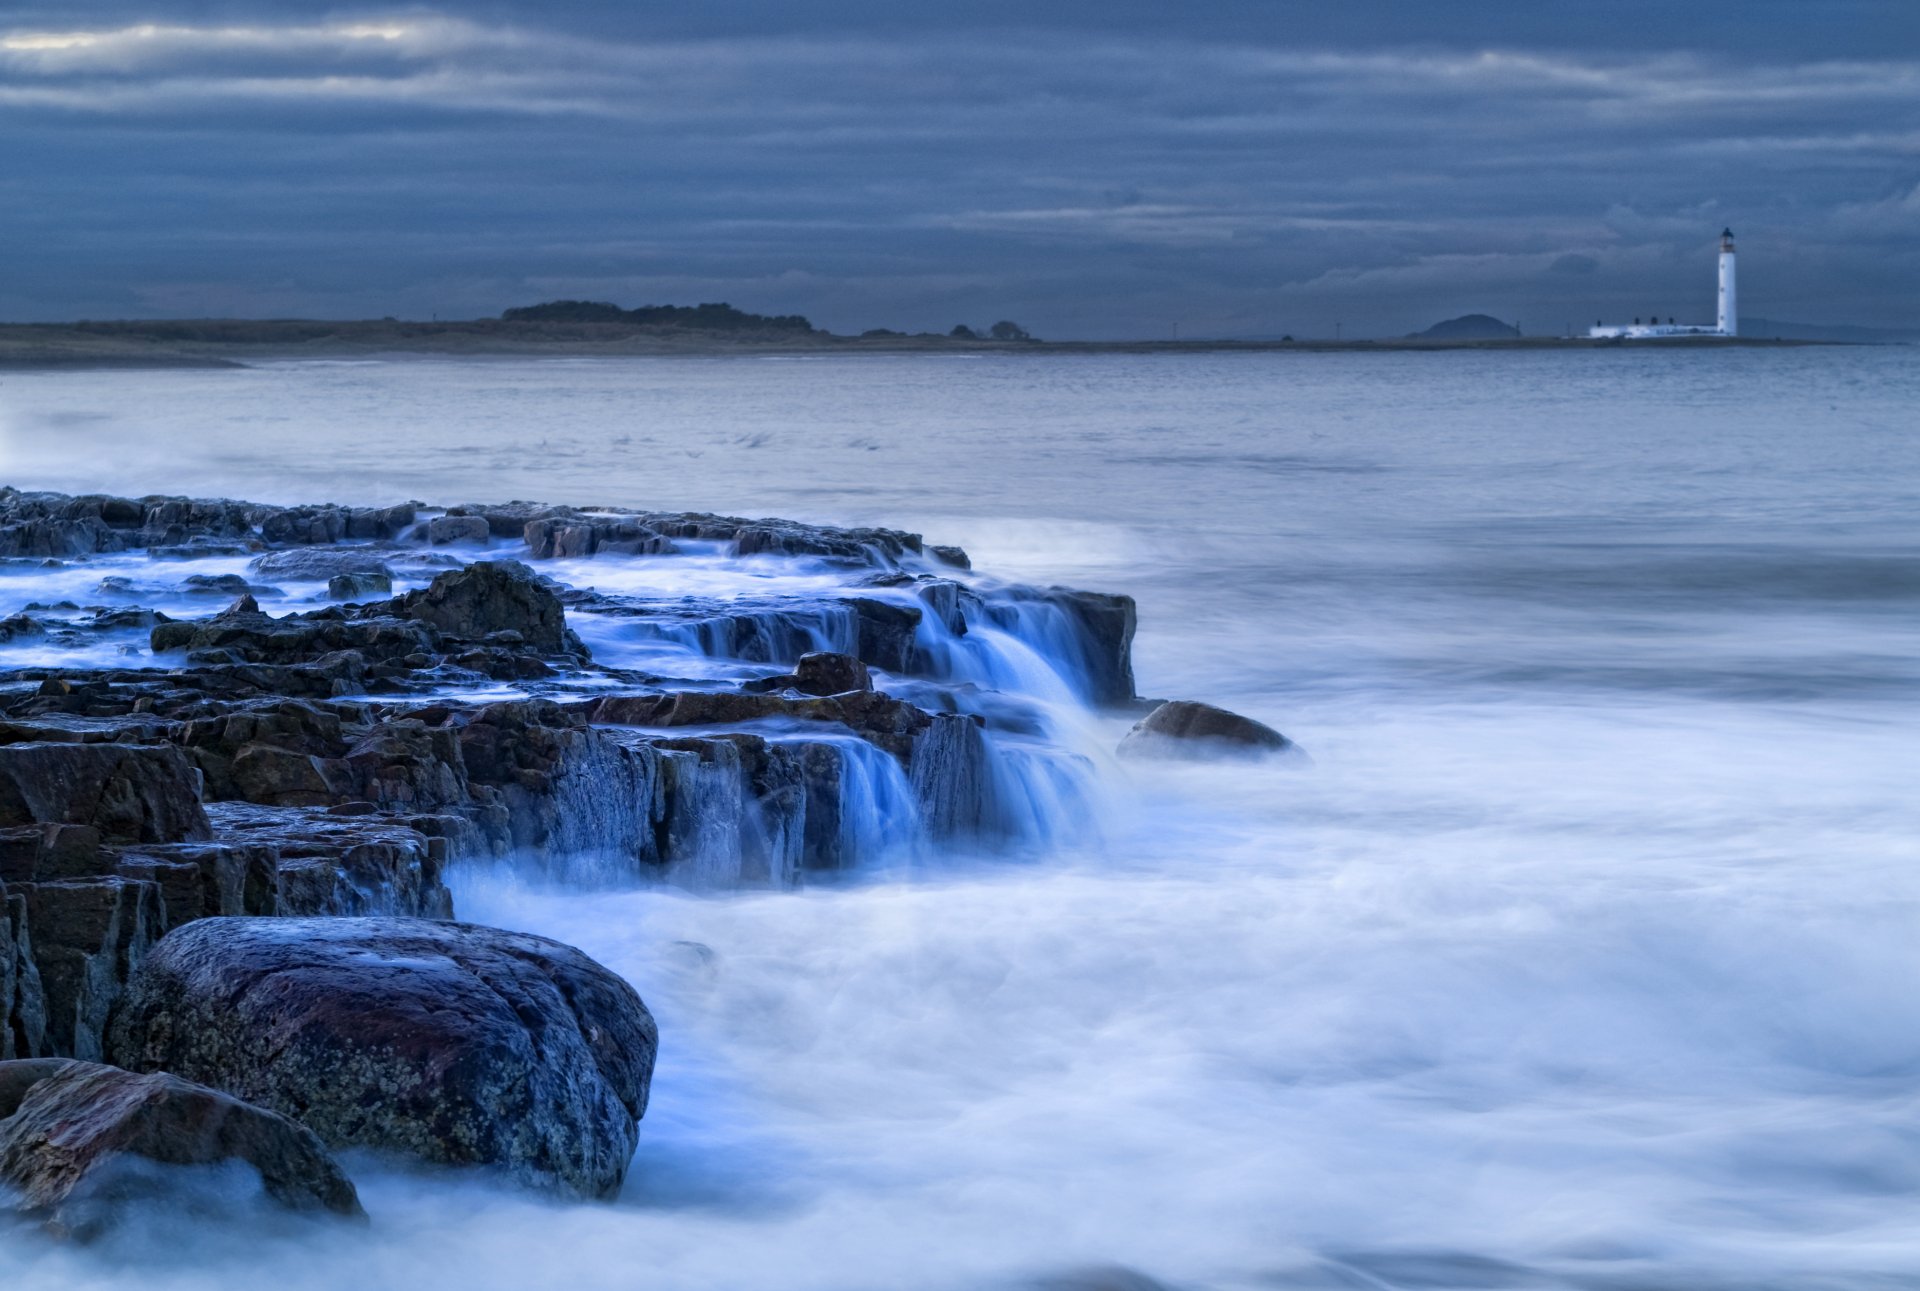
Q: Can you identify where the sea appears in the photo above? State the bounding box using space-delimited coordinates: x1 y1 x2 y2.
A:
2 346 1918 1289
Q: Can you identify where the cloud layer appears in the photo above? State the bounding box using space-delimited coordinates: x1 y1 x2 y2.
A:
3 4 1917 335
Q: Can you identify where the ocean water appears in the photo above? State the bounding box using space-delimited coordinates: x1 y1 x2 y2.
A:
3 347 1920 1289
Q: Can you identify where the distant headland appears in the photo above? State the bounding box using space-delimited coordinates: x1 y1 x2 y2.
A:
0 299 1859 370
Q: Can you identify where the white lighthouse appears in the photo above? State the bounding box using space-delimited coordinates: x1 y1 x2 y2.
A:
1588 229 1741 339
1717 227 1737 336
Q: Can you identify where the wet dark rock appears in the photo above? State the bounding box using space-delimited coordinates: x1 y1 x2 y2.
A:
588 687 937 760
847 597 923 673
248 547 394 582
203 804 452 920
110 917 657 1200
426 515 492 546
346 504 416 540
395 560 573 655
929 544 971 570
326 571 392 600
0 615 47 644
0 742 212 845
180 573 282 598
229 744 344 807
3 886 47 1060
793 651 872 696
1034 588 1136 706
0 1058 363 1237
523 515 674 559
18 877 165 1061
1117 700 1292 759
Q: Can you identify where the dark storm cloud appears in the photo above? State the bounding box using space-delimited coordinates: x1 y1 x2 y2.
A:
2 2 1917 335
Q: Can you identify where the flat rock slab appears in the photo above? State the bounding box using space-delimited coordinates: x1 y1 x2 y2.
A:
0 1057 362 1239
110 916 658 1200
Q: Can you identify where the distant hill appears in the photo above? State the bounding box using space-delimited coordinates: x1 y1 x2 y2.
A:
1413 314 1521 340
501 300 816 333
1741 317 1919 344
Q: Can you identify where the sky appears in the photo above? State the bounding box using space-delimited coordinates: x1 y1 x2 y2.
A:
2 1 1918 338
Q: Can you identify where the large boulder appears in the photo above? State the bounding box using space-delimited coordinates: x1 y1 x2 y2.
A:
0 1058 362 1238
110 917 657 1200
397 561 571 654
1117 700 1292 760
0 743 212 845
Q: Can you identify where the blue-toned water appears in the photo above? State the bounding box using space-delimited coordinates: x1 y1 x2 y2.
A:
3 347 1919 1289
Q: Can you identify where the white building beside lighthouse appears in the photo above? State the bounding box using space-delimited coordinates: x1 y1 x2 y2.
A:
1589 229 1738 339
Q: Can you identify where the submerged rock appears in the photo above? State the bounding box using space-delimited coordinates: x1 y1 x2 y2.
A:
1117 700 1292 760
0 1058 362 1238
110 916 658 1200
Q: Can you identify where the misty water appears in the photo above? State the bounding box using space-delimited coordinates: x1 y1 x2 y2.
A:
4 347 1919 1288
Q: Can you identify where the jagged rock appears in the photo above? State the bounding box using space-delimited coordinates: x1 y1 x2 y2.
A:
1117 700 1291 759
346 504 415 540
151 602 435 668
426 515 491 546
396 560 572 654
523 515 674 560
261 506 351 546
0 1058 363 1237
19 877 165 1061
111 917 657 1200
0 824 106 884
793 651 872 696
3 888 47 1060
0 742 212 844
326 571 392 600
248 547 394 582
589 688 935 759
442 502 569 539
929 544 971 569
197 804 452 919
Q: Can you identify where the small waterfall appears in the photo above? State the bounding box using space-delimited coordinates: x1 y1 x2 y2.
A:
657 744 756 889
908 715 1100 855
531 737 662 885
626 603 858 665
826 735 925 869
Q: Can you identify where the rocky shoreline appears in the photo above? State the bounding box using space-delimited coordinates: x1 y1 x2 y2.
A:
0 484 1156 1233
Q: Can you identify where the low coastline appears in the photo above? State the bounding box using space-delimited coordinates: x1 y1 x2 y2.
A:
0 319 1844 371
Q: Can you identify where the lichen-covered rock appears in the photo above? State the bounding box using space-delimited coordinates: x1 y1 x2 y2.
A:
1117 700 1292 759
0 1058 363 1238
110 917 657 1200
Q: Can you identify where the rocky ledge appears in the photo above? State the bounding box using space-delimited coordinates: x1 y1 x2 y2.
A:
0 485 1145 1227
